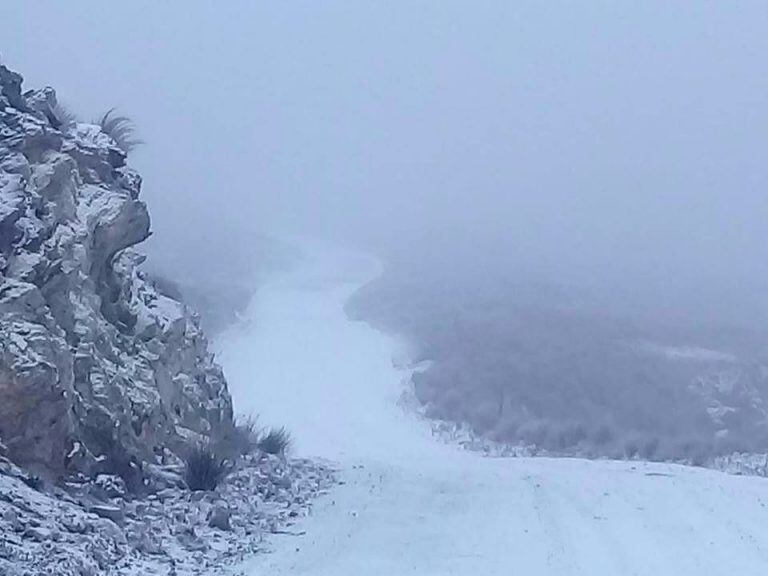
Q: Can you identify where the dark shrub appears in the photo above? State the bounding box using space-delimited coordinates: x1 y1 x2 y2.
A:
218 414 261 459
258 426 292 455
183 444 229 491
111 454 145 494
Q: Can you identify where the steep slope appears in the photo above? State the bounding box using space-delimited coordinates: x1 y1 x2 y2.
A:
218 242 768 576
346 265 768 462
0 64 232 481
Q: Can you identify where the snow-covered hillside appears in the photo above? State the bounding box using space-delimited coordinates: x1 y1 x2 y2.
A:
218 242 768 575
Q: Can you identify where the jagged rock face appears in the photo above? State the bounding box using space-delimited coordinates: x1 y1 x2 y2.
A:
0 65 233 480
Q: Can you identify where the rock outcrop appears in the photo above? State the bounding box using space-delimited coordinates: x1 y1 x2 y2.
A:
0 64 233 481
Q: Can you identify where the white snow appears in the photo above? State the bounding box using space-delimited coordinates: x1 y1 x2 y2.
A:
218 241 768 575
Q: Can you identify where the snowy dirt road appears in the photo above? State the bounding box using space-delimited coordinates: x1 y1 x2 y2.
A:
218 244 768 575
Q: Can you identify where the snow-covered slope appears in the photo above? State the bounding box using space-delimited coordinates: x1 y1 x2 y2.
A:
218 242 768 575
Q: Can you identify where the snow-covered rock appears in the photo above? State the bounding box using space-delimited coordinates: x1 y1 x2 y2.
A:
0 452 335 576
0 63 232 480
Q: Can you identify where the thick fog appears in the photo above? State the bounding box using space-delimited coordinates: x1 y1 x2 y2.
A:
2 2 767 326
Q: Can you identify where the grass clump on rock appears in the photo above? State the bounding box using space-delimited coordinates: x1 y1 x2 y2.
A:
97 108 143 153
218 415 293 458
217 414 262 459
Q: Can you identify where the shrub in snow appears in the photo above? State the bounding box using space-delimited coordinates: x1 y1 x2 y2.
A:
218 414 262 458
183 444 230 491
257 426 292 455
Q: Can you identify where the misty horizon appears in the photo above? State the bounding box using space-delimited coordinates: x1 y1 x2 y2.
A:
2 4 766 318
5 4 768 574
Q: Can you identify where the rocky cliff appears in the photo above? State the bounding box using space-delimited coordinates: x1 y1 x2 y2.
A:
0 64 233 482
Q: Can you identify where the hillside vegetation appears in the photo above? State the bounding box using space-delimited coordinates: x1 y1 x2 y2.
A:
348 267 768 463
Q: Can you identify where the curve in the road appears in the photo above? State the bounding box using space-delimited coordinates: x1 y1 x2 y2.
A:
218 243 768 576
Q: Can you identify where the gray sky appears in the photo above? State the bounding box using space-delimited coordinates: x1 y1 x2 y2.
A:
2 2 767 323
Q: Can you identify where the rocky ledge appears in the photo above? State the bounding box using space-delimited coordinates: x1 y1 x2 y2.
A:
0 452 335 576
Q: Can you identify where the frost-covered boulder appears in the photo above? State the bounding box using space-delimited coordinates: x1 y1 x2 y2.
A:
0 64 233 481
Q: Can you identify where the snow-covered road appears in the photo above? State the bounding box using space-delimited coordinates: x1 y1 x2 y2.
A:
218 244 768 575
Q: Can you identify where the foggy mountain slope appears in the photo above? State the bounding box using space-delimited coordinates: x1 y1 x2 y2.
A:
219 243 768 576
346 265 768 463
